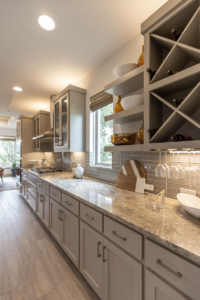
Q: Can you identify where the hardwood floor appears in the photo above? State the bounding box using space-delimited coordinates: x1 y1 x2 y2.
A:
0 190 100 300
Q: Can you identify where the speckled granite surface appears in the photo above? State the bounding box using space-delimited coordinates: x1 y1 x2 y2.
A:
24 169 200 266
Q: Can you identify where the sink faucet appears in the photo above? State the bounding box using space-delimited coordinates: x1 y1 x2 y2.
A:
154 189 165 209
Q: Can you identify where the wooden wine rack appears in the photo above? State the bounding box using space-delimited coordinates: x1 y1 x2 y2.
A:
104 0 200 152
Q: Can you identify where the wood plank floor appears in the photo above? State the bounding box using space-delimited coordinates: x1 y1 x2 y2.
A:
0 190 100 300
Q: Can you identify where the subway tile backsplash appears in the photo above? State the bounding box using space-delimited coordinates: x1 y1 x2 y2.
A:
44 151 200 201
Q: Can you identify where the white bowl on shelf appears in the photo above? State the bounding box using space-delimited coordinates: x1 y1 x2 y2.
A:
113 63 138 79
121 95 144 110
177 193 200 219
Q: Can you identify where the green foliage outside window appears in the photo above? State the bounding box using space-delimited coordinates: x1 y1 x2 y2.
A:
97 103 113 164
0 141 15 168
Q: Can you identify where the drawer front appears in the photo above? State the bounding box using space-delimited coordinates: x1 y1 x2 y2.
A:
80 203 102 232
27 180 37 199
27 192 36 212
62 193 79 216
145 239 200 300
28 173 37 186
50 186 61 203
42 181 49 194
36 178 42 189
104 216 142 261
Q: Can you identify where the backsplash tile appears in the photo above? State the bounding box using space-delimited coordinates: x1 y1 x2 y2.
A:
44 151 200 200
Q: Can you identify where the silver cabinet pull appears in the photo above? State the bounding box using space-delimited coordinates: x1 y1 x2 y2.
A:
156 259 182 278
97 242 101 258
112 231 127 241
37 183 41 186
103 246 106 263
60 211 63 221
40 195 44 202
58 209 61 220
43 187 47 190
52 192 57 196
84 213 94 220
65 201 72 206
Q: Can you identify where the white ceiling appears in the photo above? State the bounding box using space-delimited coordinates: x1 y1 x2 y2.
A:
0 0 168 129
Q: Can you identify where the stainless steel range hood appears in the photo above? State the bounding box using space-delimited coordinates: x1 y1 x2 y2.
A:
32 95 55 141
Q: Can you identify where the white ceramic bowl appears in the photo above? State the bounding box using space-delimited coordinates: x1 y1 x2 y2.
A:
177 193 200 219
121 95 144 110
113 63 138 79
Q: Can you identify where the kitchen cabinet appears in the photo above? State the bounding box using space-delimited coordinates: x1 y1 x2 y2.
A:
37 189 50 229
16 118 22 141
49 198 79 267
80 221 103 298
33 110 50 152
53 84 86 152
49 198 63 244
27 192 37 212
102 237 142 300
146 270 189 300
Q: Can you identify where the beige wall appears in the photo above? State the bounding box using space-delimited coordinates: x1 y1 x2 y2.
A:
0 127 16 136
76 34 144 151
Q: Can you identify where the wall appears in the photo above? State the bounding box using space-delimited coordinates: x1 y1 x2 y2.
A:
0 128 16 136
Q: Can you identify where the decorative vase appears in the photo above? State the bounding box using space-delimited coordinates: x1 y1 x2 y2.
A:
138 45 144 67
75 163 84 179
41 159 47 168
114 96 124 113
138 120 144 144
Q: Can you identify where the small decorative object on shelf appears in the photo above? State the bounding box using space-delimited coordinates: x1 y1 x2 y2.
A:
171 28 181 41
138 120 144 144
167 70 178 76
75 163 84 179
138 45 144 67
173 99 184 108
114 95 124 113
111 133 136 145
148 128 158 139
147 68 156 80
170 134 193 141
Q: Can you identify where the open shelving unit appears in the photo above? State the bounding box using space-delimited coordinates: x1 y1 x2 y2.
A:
145 0 200 151
105 105 144 124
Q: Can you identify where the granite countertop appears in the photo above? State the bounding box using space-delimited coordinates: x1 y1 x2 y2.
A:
24 169 200 266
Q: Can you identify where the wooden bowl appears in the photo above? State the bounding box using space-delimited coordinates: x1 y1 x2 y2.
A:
111 133 136 145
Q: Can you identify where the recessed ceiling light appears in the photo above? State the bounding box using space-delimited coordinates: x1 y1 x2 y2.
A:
38 15 55 30
13 87 22 91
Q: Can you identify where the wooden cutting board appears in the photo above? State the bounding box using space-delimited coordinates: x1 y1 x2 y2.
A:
115 160 145 192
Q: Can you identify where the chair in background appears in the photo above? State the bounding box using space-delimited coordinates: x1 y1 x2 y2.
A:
0 168 4 184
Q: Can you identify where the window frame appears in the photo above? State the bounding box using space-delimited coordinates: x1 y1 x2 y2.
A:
93 105 113 168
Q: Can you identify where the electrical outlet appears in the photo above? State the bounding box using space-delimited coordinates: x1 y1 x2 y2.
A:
180 188 196 196
145 184 154 191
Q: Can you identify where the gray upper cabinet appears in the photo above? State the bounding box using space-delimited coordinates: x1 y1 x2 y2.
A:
16 118 22 141
33 110 51 152
53 85 86 152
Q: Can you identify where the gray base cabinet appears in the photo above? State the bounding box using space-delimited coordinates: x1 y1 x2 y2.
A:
102 238 142 300
37 189 50 229
80 221 103 298
146 270 189 300
50 198 79 267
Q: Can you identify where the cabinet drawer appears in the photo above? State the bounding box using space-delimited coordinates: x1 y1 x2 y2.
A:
50 186 61 203
27 192 36 212
145 239 200 300
104 216 142 261
27 180 37 199
28 173 37 186
37 179 49 195
62 193 79 216
80 203 102 232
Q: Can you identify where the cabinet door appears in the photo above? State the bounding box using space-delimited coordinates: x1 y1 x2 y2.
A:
33 118 37 149
61 207 79 267
61 94 69 148
54 101 60 147
43 193 49 229
80 221 103 298
146 270 189 300
16 119 21 140
36 117 40 149
49 198 63 244
102 238 142 300
37 190 43 220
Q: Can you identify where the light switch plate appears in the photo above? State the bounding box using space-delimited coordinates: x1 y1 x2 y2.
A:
180 188 196 196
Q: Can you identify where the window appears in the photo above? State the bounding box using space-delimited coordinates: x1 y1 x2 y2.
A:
0 138 15 168
95 103 113 166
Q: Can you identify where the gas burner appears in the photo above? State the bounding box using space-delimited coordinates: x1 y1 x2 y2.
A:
29 167 63 175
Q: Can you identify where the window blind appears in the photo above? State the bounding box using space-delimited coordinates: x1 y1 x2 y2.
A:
90 90 113 112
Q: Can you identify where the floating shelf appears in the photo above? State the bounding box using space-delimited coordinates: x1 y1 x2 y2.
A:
148 140 200 151
104 65 144 97
104 144 144 152
105 105 144 124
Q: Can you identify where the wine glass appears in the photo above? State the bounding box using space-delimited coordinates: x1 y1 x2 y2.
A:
176 152 183 179
182 152 197 185
155 152 166 177
168 152 179 179
162 152 170 177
